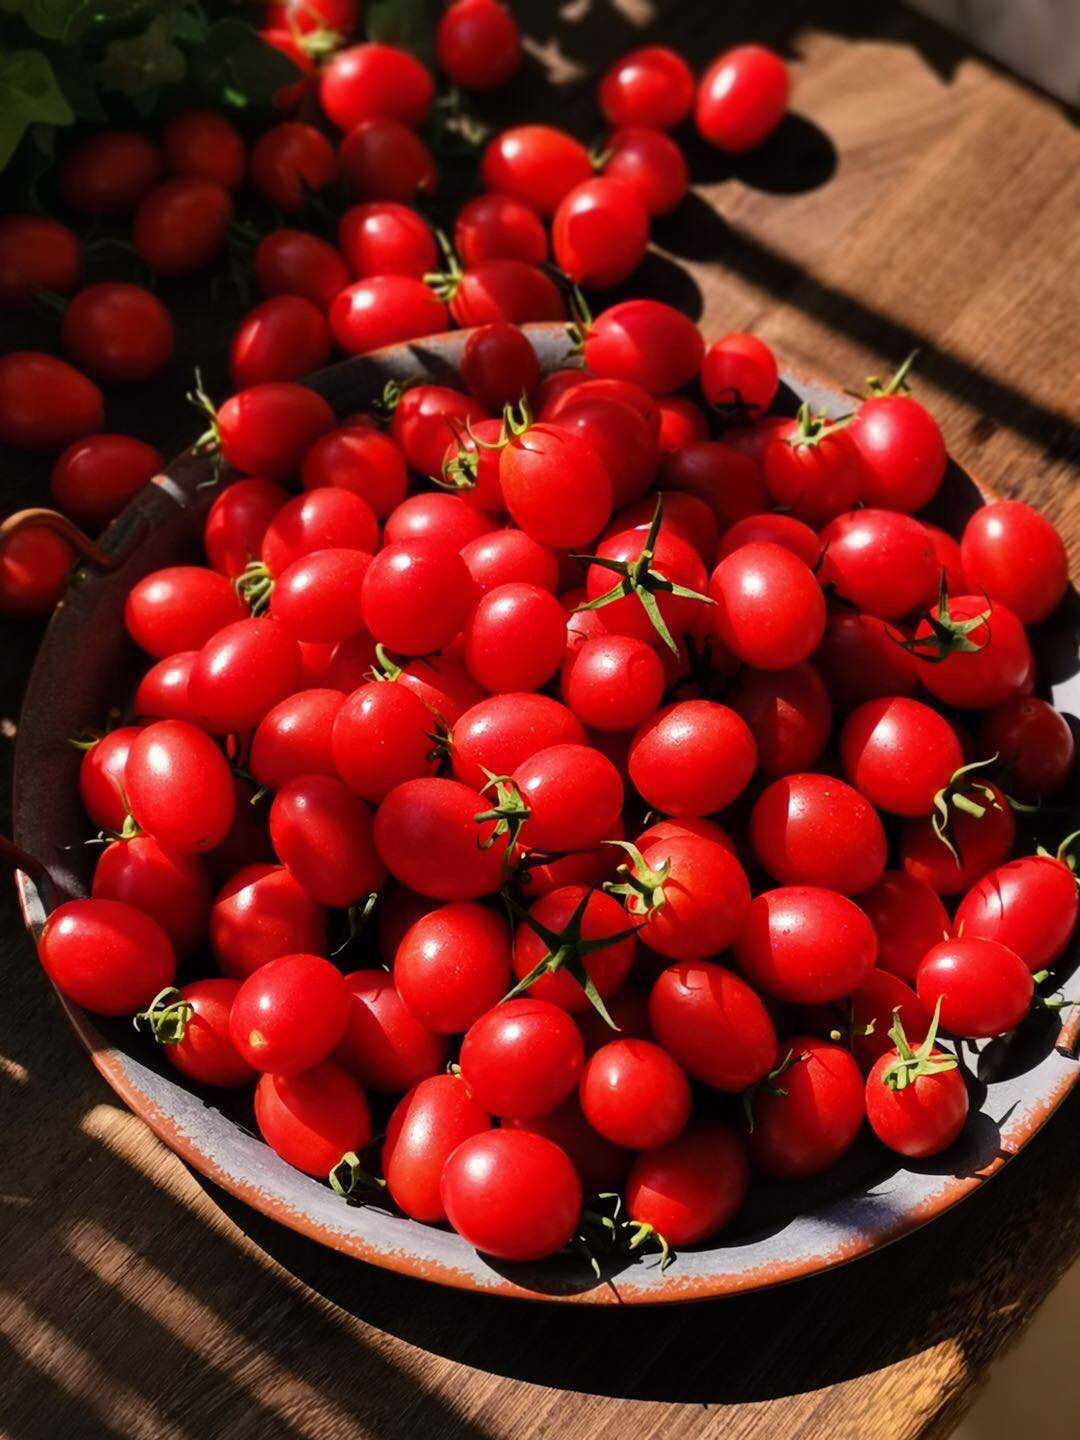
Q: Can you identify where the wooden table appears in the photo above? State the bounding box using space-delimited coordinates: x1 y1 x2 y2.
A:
2 4 1079 1437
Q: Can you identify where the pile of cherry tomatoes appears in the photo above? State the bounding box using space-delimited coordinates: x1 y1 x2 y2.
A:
5 3 1079 1272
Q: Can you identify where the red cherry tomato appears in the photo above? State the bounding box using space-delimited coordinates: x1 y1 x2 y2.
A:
660 440 769 527
436 0 521 90
696 45 788 152
649 961 776 1091
255 229 351 311
133 178 232 274
511 885 635 1013
302 424 408 515
499 423 613 548
750 772 887 894
0 526 74 617
394 901 512 1033
0 351 103 451
629 700 756 817
330 273 448 354
585 526 708 650
337 201 436 279
709 542 825 670
124 565 245 657
125 720 236 854
261 486 378 576
454 191 548 266
625 1123 749 1248
150 978 255 1087
913 595 1034 710
481 126 593 217
719 514 821 568
813 612 919 711
856 870 950 984
460 997 584 1117
865 1047 967 1158
840 697 964 817
383 1074 490 1220
203 774 276 883
819 510 936 620
953 854 1079 972
92 834 211 959
383 491 491 550
250 123 338 212
204 478 288 579
736 886 878 1004
389 652 486 726
702 332 778 415
50 434 161 529
900 778 1016 896
0 214 80 308
441 258 564 328
561 634 665 732
584 300 704 395
229 296 331 389
210 863 326 980
214 381 335 481
361 539 473 655
619 828 750 962
960 500 1069 625
656 394 709 452
374 777 508 899
335 969 447 1092
727 662 832 779
553 395 659 508
60 130 161 215
230 952 348 1073
440 1129 582 1260
161 108 245 188
38 898 175 1014
269 546 372 642
979 696 1074 801
552 177 649 289
750 1037 865 1178
849 394 945 513
451 692 586 791
464 583 565 693
599 47 695 131
78 726 141 832
504 1098 629 1194
602 127 688 216
265 0 358 35
188 618 303 734
319 43 434 129
580 1038 690 1149
841 968 931 1072
916 937 1033 1039
331 681 438 802
269 773 385 907
461 322 539 411
338 117 436 201
763 417 861 525
133 652 197 723
255 1062 370 1176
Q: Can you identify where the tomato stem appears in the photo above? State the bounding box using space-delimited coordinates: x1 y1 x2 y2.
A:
133 987 193 1046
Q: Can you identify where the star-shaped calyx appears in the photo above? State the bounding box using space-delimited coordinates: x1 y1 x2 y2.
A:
502 887 639 1026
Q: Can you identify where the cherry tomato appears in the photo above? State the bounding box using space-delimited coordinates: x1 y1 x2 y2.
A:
269 547 372 643
750 1037 865 1178
265 0 358 35
338 117 436 201
702 332 778 415
162 108 245 188
953 854 1079 972
842 968 932 1072
0 352 103 451
388 652 486 726
124 721 236 856
436 0 520 89
856 871 950 984
383 1074 490 1220
361 539 473 655
204 478 288 579
255 1062 370 1176
511 885 635 1013
261 486 379 576
709 542 825 670
330 273 448 354
481 125 592 217
629 700 756 817
441 1128 582 1260
460 997 584 1117
916 937 1032 1040
391 383 489 474
696 45 788 152
923 524 967 601
320 632 379 692
133 177 232 274
394 901 511 1032
718 514 819 567
865 1045 967 1158
50 434 161 529
250 123 338 212
750 773 887 894
443 258 565 328
498 423 613 548
649 961 776 1091
319 43 434 129
913 594 1035 709
210 862 326 979
849 393 945 513
763 417 861 525
131 652 194 724
617 829 750 962
454 191 547 267
580 1038 689 1150
383 491 491 550
203 774 276 883
374 777 508 899
979 696 1074 801
229 296 331 389
554 395 659 508
149 978 255 1087
561 634 665 732
331 681 438 802
585 526 708 650
124 565 245 657
656 394 709 452
609 490 717 562
270 773 385 907
626 1122 748 1248
255 229 351 311
302 424 408 515
93 834 211 959
79 726 141 832
460 322 539 412
820 510 936 620
230 952 347 1073
599 47 694 131
552 177 649 289
736 886 878 1004
660 440 769 528
335 969 446 1092
451 693 586 790
0 526 74 616
727 662 832 779
584 300 704 395
0 215 79 307
188 618 303 734
504 1098 629 1194
214 381 335 481
337 200 435 279
900 778 1015 896
840 697 964 816
813 612 919 711
39 898 175 1014
59 130 161 215
960 500 1069 625
463 583 564 692
602 127 688 216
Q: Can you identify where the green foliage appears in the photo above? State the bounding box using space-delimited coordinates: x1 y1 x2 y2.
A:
365 0 441 65
0 48 73 169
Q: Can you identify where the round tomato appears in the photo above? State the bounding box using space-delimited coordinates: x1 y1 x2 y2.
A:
0 526 74 617
649 961 776 1090
255 1062 370 1176
552 176 649 289
839 697 964 816
229 295 332 389
454 191 548 266
394 901 512 1033
625 1123 749 1248
911 595 1033 710
599 47 694 130
210 863 326 979
481 125 592 217
750 773 887 894
38 898 175 1014
899 778 1015 895
727 662 832 779
302 424 408 516
319 43 434 129
142 978 255 1087
374 777 508 898
383 1074 490 1221
441 1129 582 1260
460 997 584 1117
709 542 825 670
250 123 338 211
436 0 521 90
978 696 1074 801
60 130 161 215
583 300 704 395
338 117 436 202
511 885 636 1013
849 393 945 513
735 886 878 1004
133 178 232 273
189 618 303 734
161 107 246 188
702 332 778 415
50 434 162 529
0 351 103 451
92 834 211 959
0 214 80 308
696 44 788 151
960 500 1068 625
953 854 1078 972
580 1039 690 1149
819 510 936 620
269 773 385 907
749 1037 864 1178
614 829 750 962
335 969 446 1092
255 228 351 311
856 870 950 984
125 720 236 854
629 700 756 817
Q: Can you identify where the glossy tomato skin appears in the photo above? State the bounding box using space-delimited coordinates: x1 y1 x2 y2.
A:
125 721 236 854
210 863 326 979
60 282 172 385
849 395 946 513
383 1074 491 1221
960 501 1068 625
461 322 540 411
735 886 878 1004
331 273 448 355
554 396 659 508
586 528 708 650
625 1123 749 1246
250 123 338 212
158 978 256 1087
331 681 438 803
750 773 887 895
585 300 704 395
552 177 649 289
229 296 332 389
455 192 548 266
161 108 246 188
460 997 584 1118
629 830 751 962
270 774 385 907
255 229 351 311
215 382 335 482
865 1051 967 1158
702 332 778 415
499 424 613 548
580 1039 690 1149
561 634 666 732
78 727 141 832
978 696 1074 801
188 619 303 734
819 510 936 620
319 43 434 130
230 952 348 1073
133 178 232 273
394 901 511 1033
51 434 162 529
302 425 408 516
60 130 162 215
504 1098 630 1194
610 488 717 561
763 422 861 526
709 543 825 671
338 118 436 202
384 491 491 551
696 45 788 152
844 969 931 1072
250 688 343 790
719 514 821 568
660 441 769 529
451 693 586 791
916 937 1032 1039
39 899 175 1014
750 1037 864 1179
392 653 485 726
124 565 244 658
603 127 688 216
481 126 593 217
261 486 379 575
513 745 624 854
392 383 491 475
361 539 474 655
0 528 73 616
0 214 80 307
271 549 373 645
899 779 1015 896
441 1129 582 1260
255 1062 371 1176
599 47 694 130
0 352 103 451
656 394 709 452
447 259 565 328
953 856 1078 972
629 700 756 817
335 968 447 1092
649 961 776 1091
855 871 950 984
204 478 289 579
464 583 565 693
436 0 521 90
727 662 832 779
813 612 919 711
374 777 508 899
511 886 636 1013
913 596 1034 710
338 201 436 279
839 697 964 816
92 835 211 959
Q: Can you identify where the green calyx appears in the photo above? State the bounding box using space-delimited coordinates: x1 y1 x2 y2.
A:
783 400 855 451
474 769 531 852
904 575 991 664
373 378 412 422
742 1048 804 1132
500 886 638 1027
235 559 273 615
564 285 593 357
328 1150 386 1200
880 998 957 1092
930 754 1002 861
133 987 193 1047
577 1193 674 1275
187 369 221 466
435 419 481 494
603 839 670 916
423 230 466 304
369 642 404 684
846 349 919 401
573 496 713 655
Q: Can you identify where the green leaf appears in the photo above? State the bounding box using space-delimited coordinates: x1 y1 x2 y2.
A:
0 49 74 170
96 13 186 97
48 45 108 121
169 0 209 45
365 0 439 65
188 18 304 114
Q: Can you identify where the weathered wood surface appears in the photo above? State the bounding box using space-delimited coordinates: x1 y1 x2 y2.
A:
2 3 1079 1437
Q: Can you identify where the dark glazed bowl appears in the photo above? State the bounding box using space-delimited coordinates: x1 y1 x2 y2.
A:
12 323 1080 1303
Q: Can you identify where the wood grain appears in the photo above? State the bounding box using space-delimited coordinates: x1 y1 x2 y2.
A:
2 3 1079 1438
